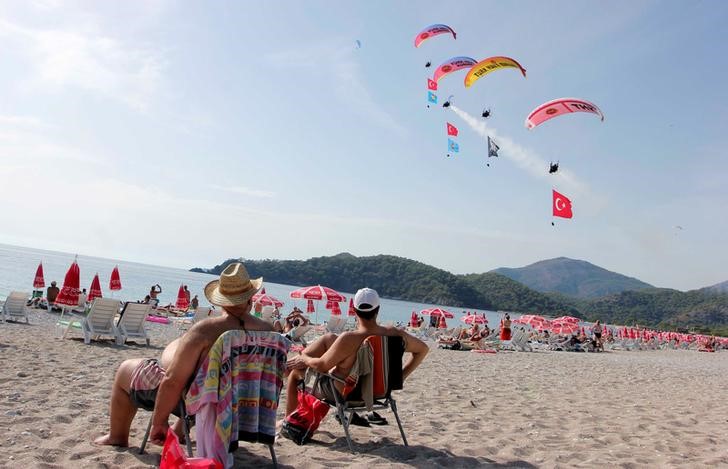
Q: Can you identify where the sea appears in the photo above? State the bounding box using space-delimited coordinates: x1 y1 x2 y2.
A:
0 243 504 326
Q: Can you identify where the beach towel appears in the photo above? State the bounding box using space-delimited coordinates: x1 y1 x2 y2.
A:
185 330 290 465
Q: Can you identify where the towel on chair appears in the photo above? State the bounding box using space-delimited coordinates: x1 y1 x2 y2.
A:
185 330 290 465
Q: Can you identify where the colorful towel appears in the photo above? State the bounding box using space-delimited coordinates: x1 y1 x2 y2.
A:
185 330 290 457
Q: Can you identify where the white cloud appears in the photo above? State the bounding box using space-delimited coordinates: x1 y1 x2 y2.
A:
266 40 406 135
209 184 276 198
0 18 165 111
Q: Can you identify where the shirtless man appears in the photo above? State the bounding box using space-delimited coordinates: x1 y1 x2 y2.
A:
94 263 272 447
285 287 428 416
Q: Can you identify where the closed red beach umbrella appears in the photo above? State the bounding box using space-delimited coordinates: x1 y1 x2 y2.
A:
410 311 419 327
306 299 315 313
33 262 45 289
175 285 190 310
330 302 342 315
55 260 81 307
88 273 103 302
438 315 447 329
348 299 356 316
109 265 122 291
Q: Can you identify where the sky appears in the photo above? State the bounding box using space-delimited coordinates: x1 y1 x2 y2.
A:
1 0 727 291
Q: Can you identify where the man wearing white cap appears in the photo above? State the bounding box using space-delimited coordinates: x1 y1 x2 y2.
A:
285 287 428 417
95 262 272 448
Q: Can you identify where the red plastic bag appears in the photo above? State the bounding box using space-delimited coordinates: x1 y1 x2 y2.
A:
281 389 330 445
159 428 223 469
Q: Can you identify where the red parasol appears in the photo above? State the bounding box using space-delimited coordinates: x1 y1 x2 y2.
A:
438 315 448 329
252 292 284 308
109 265 122 291
348 299 356 316
175 285 190 310
88 273 103 302
410 311 419 327
552 315 580 324
513 314 549 329
421 308 454 318
290 285 346 302
551 322 578 335
462 314 487 325
306 299 315 313
55 260 81 307
330 302 342 315
33 262 45 289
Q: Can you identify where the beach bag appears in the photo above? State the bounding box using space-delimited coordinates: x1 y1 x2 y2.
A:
159 428 223 469
281 389 330 445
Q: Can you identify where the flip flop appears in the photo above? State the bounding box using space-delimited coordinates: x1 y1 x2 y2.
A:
336 412 370 427
366 411 388 425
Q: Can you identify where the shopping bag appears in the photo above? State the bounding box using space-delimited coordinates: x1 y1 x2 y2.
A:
159 428 223 469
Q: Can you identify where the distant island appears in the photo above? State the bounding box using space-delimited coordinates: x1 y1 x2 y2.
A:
192 254 728 334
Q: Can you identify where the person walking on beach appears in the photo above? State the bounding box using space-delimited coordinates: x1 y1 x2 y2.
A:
190 294 199 310
500 313 512 341
94 263 272 448
593 320 603 350
284 287 429 417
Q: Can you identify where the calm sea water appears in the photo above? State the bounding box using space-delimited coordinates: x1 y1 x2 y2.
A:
0 243 504 326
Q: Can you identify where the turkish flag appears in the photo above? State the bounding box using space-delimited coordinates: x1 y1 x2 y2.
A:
427 78 438 91
552 189 573 218
446 122 458 136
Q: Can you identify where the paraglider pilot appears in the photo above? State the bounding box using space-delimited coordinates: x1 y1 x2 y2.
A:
549 162 559 174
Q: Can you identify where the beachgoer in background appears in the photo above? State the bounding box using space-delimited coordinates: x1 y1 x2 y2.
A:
149 284 162 299
500 314 512 341
593 320 603 349
183 285 191 303
429 314 439 328
94 262 271 448
46 281 60 306
285 288 428 417
190 295 199 310
284 309 309 333
142 295 151 304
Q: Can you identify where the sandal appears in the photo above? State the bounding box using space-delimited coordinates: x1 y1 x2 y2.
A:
366 411 388 425
336 412 370 427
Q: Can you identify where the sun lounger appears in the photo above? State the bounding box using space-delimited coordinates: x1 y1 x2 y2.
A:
326 316 348 334
63 298 121 344
287 325 313 347
116 302 152 345
2 291 30 323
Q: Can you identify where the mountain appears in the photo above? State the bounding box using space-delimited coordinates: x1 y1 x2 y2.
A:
702 280 728 294
191 253 577 314
192 253 728 332
492 257 654 298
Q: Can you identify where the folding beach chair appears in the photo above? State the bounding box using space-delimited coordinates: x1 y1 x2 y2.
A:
311 335 408 453
62 297 121 344
116 302 152 345
139 330 289 468
326 316 348 334
287 324 313 347
2 291 30 323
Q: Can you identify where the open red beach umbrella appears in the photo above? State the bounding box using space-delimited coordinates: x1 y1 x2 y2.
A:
306 299 315 313
88 273 103 302
109 265 122 291
252 291 284 308
553 315 580 324
421 308 454 318
551 322 578 335
175 285 190 310
462 314 487 325
55 260 80 306
33 262 45 289
348 299 356 316
290 285 346 302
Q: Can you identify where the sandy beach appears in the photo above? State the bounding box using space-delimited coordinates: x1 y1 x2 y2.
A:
1 309 727 469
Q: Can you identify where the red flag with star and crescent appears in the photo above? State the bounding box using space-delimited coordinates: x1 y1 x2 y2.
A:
552 189 573 218
427 78 438 91
446 122 458 136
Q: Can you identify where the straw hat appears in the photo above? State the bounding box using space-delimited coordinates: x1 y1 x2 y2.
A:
204 262 262 307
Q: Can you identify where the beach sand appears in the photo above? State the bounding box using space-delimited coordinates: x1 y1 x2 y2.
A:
1 309 727 468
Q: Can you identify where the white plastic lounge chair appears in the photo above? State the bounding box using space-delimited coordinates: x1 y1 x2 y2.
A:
175 306 211 332
2 291 30 323
287 324 313 347
63 298 121 344
260 306 277 325
326 316 348 333
117 302 152 345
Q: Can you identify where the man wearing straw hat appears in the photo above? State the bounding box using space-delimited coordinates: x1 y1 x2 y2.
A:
94 262 272 447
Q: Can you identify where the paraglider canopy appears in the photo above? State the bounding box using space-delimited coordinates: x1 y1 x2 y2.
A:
464 56 526 88
525 98 604 130
414 24 456 48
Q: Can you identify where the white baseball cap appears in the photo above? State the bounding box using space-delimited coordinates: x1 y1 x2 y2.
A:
353 288 380 312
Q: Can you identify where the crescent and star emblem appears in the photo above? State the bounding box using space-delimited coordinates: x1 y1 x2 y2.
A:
555 198 566 211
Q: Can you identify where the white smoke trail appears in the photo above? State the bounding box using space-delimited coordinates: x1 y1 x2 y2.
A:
450 105 589 197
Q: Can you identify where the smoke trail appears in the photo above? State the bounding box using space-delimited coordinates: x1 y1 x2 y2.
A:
450 105 589 197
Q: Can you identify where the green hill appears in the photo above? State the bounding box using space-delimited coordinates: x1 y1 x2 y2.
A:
492 257 653 298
